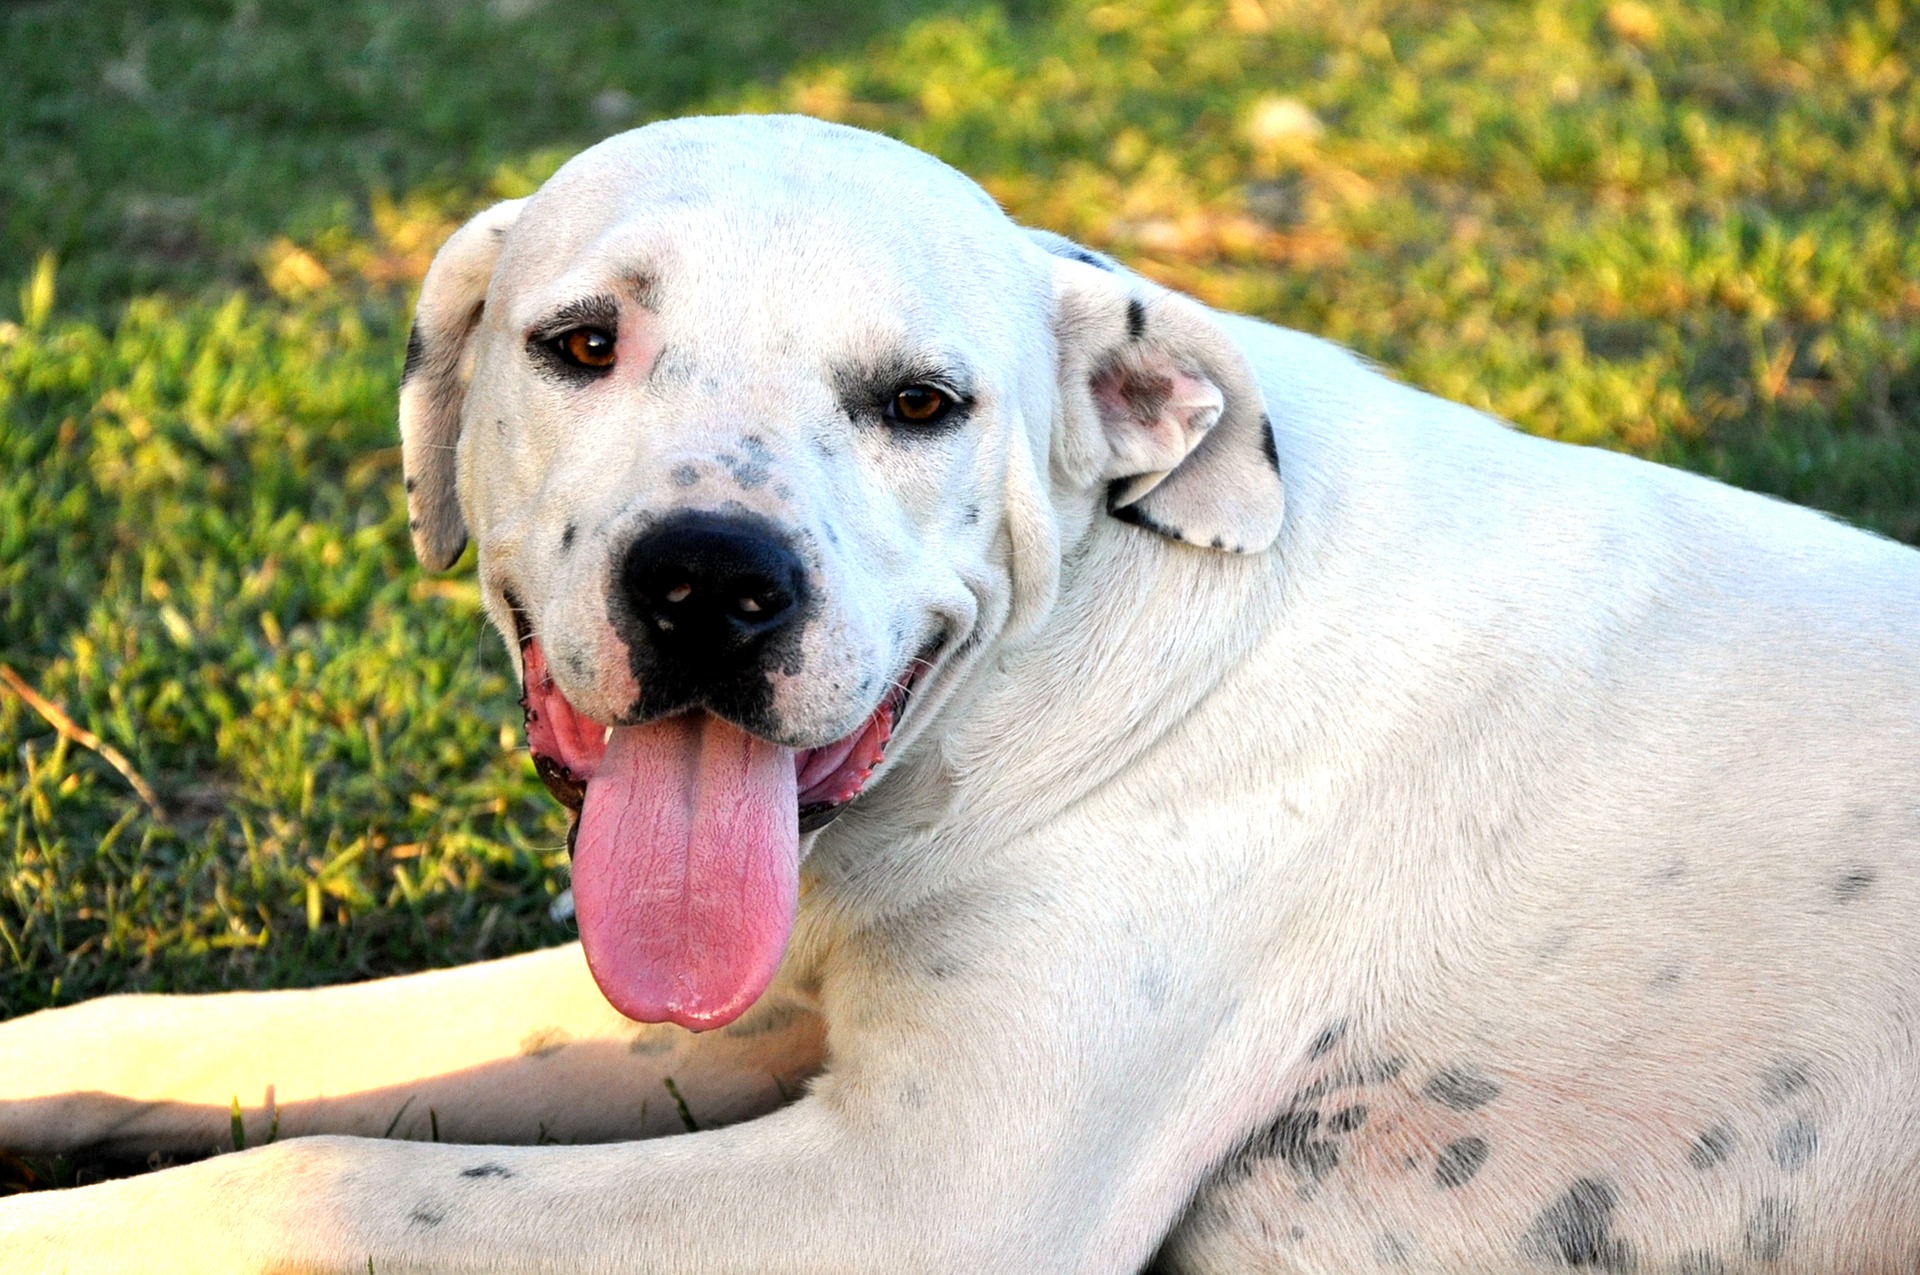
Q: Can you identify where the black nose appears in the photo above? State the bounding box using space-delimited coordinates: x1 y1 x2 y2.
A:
619 512 807 672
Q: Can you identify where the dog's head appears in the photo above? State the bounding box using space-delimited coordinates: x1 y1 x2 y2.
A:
398 116 1282 1029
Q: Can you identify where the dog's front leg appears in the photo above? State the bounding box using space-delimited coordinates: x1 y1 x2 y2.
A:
0 913 1226 1275
0 942 822 1160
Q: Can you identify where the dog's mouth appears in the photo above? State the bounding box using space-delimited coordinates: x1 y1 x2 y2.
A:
519 634 933 1031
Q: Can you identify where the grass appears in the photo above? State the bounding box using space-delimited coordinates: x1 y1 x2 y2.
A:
2 0 1917 1020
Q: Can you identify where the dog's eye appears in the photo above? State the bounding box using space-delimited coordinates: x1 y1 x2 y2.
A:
888 385 951 425
552 327 617 370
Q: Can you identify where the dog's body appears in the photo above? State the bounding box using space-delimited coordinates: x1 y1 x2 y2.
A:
4 115 1919 1273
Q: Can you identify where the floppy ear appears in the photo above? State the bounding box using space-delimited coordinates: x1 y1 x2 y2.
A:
1047 252 1284 554
398 198 526 571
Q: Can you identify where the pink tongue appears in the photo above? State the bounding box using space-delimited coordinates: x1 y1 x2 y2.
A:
571 713 799 1031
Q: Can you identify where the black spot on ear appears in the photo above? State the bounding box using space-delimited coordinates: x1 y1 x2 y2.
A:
1422 1066 1502 1111
1743 1197 1794 1261
459 1164 513 1179
1770 1119 1818 1172
401 325 426 384
561 523 577 552
408 1207 446 1228
1524 1178 1631 1270
1210 535 1225 549
1126 297 1147 340
1071 246 1115 271
1434 1136 1489 1189
1832 866 1875 901
405 476 418 493
1260 412 1280 473
1687 1125 1734 1169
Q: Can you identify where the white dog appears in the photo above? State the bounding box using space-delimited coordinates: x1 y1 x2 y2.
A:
3 115 1918 1274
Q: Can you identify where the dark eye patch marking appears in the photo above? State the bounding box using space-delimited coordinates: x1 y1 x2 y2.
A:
1434 1136 1489 1189
1523 1177 1632 1270
1422 1065 1502 1111
832 351 977 433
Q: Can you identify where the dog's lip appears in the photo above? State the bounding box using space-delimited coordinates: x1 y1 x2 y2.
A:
519 632 941 832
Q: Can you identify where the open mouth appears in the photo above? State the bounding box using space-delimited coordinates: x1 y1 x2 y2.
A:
520 639 931 831
516 630 933 1032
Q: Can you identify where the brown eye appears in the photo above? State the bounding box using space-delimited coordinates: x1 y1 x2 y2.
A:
890 385 950 424
555 327 616 369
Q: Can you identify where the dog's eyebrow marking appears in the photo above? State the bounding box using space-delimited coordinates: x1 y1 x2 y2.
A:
1422 1065 1501 1111
459 1164 513 1179
1127 297 1147 340
832 352 978 424
1434 1135 1489 1189
529 292 620 339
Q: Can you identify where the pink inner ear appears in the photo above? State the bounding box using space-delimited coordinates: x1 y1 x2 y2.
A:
1094 355 1226 485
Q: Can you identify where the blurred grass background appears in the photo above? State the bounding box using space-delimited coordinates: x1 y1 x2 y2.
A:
1 0 1916 1016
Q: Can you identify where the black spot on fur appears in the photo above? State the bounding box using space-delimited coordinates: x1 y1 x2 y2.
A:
1524 1178 1632 1270
1126 298 1147 340
1832 867 1876 901
1759 1059 1810 1105
1220 1108 1341 1183
1210 535 1225 549
671 463 700 488
560 523 576 552
409 1207 445 1228
1770 1119 1818 1172
1326 1105 1367 1134
459 1164 513 1179
1422 1066 1502 1111
1744 1197 1794 1261
404 476 417 493
1434 1136 1489 1189
962 503 980 525
1307 1020 1347 1059
1687 1125 1734 1170
401 325 425 384
408 518 420 531
1067 245 1115 271
1260 412 1280 473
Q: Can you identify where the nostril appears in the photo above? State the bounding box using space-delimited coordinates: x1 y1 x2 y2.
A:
618 512 808 664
